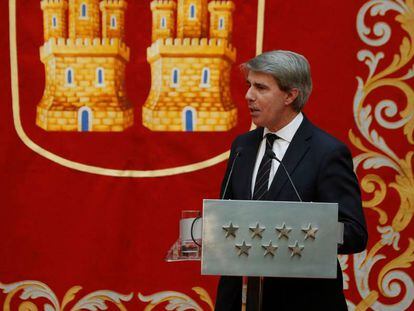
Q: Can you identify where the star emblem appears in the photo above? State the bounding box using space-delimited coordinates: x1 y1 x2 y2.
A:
275 222 292 239
288 240 304 257
235 240 251 257
222 222 239 238
249 222 265 239
261 241 278 257
302 223 318 240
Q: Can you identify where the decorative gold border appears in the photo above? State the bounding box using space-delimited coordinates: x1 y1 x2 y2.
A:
256 0 265 55
0 280 214 311
8 0 263 178
346 0 414 309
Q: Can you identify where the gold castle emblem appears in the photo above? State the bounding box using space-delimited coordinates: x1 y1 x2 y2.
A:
143 0 237 132
37 0 132 132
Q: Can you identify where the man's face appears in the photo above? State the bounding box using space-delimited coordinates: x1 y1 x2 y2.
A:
245 71 296 131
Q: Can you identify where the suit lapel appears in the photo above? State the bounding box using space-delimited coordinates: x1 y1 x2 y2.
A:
239 127 263 199
265 117 313 201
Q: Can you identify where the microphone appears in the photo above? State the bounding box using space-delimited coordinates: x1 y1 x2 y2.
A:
221 147 243 200
265 149 303 202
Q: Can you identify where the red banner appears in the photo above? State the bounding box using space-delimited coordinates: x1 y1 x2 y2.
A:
1 0 413 310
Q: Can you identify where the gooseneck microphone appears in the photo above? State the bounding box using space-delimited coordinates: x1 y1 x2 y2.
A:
221 147 243 200
190 147 242 247
265 149 303 202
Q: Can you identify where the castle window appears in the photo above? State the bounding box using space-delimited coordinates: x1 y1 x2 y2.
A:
200 67 210 87
51 16 58 29
219 17 225 30
160 17 166 29
189 4 196 20
171 68 180 87
110 15 117 29
182 107 196 131
96 68 105 87
80 3 88 18
78 106 93 132
65 68 74 86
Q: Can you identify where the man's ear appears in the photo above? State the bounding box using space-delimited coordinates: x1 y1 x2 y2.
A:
285 88 299 105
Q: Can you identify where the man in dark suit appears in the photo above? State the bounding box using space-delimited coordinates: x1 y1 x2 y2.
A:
215 50 368 310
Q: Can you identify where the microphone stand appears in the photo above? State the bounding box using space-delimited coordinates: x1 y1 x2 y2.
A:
266 150 303 202
246 277 264 311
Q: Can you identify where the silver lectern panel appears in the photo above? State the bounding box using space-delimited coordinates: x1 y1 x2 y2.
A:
201 199 339 279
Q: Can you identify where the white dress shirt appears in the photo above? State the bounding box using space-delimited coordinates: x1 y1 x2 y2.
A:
251 113 304 196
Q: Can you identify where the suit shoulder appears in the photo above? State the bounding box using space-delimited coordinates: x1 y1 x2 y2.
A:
310 124 350 153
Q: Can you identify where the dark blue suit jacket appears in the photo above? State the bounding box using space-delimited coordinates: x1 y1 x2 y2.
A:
215 116 368 310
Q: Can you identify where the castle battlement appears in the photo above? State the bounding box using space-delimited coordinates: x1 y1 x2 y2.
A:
100 0 128 10
163 37 232 47
147 37 236 62
43 37 128 48
150 0 176 10
40 37 130 60
41 0 67 9
208 1 235 10
150 37 235 48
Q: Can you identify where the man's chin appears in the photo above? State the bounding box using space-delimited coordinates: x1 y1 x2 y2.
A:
251 119 264 129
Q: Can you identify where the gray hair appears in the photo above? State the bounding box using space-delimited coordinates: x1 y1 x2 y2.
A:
242 50 313 111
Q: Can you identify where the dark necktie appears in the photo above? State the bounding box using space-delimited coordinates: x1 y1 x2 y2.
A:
252 133 278 200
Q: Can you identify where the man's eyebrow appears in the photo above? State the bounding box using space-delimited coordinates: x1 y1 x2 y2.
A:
246 79 268 87
252 82 268 88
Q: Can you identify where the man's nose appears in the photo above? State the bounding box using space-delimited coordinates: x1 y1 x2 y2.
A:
245 87 255 102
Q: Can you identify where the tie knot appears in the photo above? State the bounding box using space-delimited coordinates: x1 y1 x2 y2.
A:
265 133 278 147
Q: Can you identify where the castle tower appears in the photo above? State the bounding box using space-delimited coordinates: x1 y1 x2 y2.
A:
208 1 234 41
37 0 133 132
150 0 176 41
143 0 237 132
40 0 68 41
100 0 127 39
68 0 100 38
177 0 208 38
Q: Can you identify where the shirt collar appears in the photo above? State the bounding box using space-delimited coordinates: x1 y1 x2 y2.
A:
263 112 303 143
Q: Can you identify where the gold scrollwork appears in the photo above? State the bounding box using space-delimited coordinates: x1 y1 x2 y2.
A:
0 281 214 311
352 0 414 309
18 301 38 311
359 174 388 224
138 287 214 311
377 238 414 296
0 281 133 311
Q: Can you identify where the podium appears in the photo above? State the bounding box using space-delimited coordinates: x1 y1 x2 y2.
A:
201 199 344 310
166 199 344 310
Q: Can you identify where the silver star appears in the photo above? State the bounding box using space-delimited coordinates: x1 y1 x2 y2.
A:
261 241 278 257
249 222 265 239
288 240 304 257
302 223 318 240
275 222 292 239
222 222 239 238
235 240 251 256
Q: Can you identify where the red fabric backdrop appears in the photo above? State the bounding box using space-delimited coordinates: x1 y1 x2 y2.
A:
1 0 413 310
